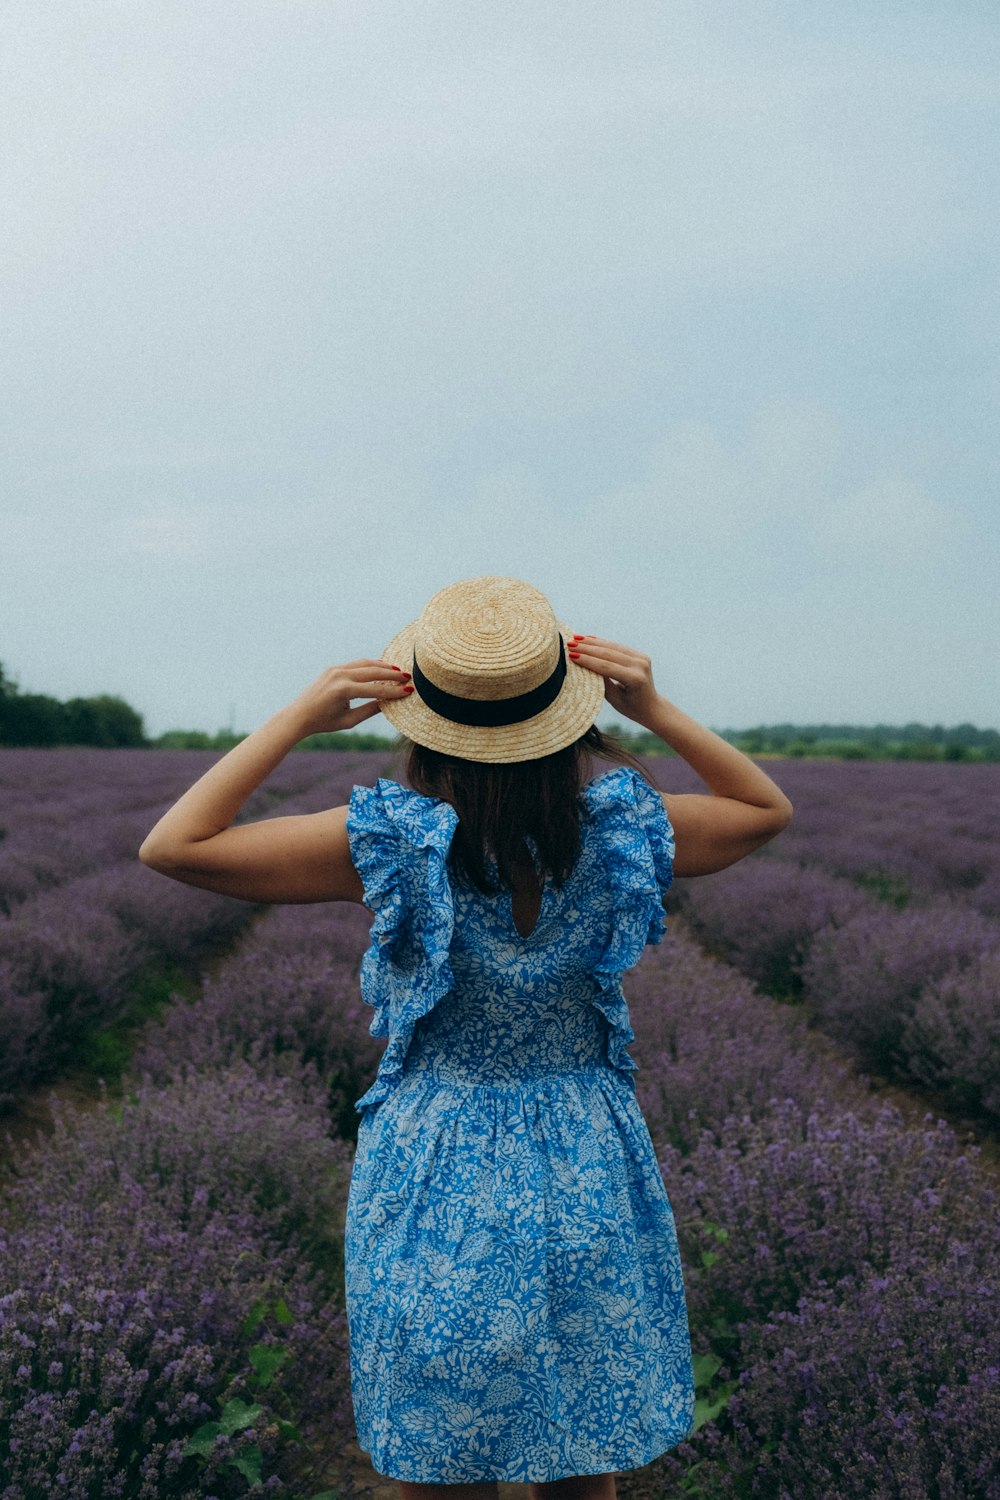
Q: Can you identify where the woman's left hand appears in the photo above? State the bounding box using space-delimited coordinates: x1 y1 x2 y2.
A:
287 659 412 738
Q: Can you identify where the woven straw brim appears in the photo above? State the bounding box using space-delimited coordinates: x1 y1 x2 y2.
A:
378 617 605 764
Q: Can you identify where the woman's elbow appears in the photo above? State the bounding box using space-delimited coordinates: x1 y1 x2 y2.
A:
746 803 792 859
138 836 176 872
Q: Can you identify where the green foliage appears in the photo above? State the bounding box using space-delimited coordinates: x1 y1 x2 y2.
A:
2 653 995 760
715 720 1000 762
675 1218 740 1447
72 962 200 1088
151 727 399 752
0 660 147 747
691 1349 737 1433
63 695 146 747
153 728 247 750
608 719 1000 762
0 690 65 745
179 1293 341 1498
181 1393 264 1460
295 729 401 752
855 870 912 909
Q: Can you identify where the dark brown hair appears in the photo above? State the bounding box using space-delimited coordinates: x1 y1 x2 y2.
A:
403 725 658 895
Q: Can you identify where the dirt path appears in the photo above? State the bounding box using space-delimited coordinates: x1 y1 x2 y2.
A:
334 1438 528 1499
0 1070 110 1178
329 1438 657 1500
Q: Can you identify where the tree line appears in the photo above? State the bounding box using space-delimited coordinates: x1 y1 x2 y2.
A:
0 662 146 748
616 722 1000 762
1 660 997 759
0 662 401 751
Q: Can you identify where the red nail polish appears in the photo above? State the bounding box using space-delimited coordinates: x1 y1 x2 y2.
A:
403 685 414 693
569 651 581 660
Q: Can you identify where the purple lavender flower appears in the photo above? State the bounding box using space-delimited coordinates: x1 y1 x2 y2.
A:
800 896 999 1076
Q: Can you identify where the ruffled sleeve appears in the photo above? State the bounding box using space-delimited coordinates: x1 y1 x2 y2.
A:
579 766 676 1077
346 778 460 1116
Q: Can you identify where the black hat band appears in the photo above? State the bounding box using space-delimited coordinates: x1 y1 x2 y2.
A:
410 638 568 728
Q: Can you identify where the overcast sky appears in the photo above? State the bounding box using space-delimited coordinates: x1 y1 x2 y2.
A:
3 1 998 737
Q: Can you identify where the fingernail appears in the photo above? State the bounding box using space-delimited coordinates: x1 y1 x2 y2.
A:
403 685 414 693
569 651 581 660
390 664 401 670
572 634 584 640
400 672 411 681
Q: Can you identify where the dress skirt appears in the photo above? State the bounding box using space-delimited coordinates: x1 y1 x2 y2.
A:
344 1064 696 1482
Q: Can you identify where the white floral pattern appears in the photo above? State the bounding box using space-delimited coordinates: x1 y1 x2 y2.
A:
344 766 696 1481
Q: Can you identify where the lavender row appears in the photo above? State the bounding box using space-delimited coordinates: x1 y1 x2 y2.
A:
653 757 1000 1128
755 758 1000 913
672 843 1000 1127
130 901 381 1142
0 752 393 1105
4 748 997 1494
135 889 1000 1496
5 900 997 1495
1 1061 356 1498
626 933 1000 1499
0 759 393 1496
0 863 253 1108
650 756 1000 914
0 748 355 913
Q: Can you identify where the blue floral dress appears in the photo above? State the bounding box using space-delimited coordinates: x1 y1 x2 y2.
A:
343 765 696 1482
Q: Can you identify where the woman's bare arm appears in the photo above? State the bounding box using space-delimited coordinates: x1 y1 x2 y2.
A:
138 660 412 903
642 696 793 875
569 635 793 877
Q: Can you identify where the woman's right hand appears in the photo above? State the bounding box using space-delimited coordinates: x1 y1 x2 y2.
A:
568 636 662 727
285 660 413 739
570 633 794 876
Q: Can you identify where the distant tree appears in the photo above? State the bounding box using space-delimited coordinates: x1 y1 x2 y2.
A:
895 739 943 762
2 651 996 758
734 731 765 755
0 692 66 746
153 729 246 750
154 729 216 750
63 696 147 748
296 730 399 752
599 725 678 757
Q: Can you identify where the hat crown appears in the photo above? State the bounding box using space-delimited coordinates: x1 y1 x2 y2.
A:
380 574 604 762
414 576 561 702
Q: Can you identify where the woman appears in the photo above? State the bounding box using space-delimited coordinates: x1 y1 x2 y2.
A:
140 575 793 1500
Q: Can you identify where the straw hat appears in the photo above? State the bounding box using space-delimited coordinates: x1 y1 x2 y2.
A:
379 576 605 763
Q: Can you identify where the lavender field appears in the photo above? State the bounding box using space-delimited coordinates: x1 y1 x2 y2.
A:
659 759 1000 1128
1 750 998 1499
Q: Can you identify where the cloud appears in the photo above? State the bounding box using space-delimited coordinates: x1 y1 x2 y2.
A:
584 400 841 559
816 472 955 570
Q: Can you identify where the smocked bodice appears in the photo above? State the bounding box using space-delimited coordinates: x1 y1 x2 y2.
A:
346 765 676 1116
